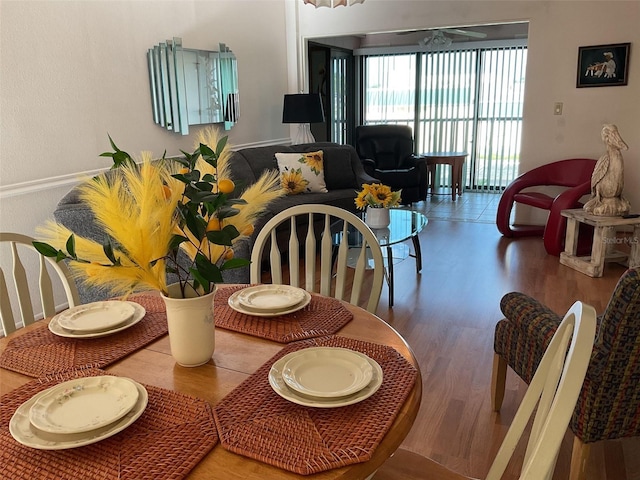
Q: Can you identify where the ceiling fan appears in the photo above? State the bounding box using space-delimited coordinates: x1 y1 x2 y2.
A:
438 28 488 39
418 28 487 48
396 27 487 48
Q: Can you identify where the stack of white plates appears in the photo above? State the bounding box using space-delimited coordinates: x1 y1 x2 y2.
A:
268 347 383 408
48 301 146 339
228 285 311 317
9 376 148 450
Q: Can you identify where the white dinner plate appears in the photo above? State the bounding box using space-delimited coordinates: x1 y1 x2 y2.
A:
29 376 139 434
228 289 312 317
48 302 146 339
57 301 136 333
236 285 307 312
281 347 374 398
10 379 148 450
269 352 383 408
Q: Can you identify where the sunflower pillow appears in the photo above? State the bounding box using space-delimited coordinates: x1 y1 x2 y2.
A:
275 151 328 195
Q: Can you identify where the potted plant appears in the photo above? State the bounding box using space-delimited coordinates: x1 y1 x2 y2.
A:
354 183 402 228
34 127 284 366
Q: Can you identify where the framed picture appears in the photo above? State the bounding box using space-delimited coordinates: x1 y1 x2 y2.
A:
577 43 630 88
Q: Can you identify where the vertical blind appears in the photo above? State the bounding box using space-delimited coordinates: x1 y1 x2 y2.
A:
331 55 350 144
361 45 527 192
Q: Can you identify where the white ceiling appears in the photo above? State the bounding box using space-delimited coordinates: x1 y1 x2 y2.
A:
313 22 529 50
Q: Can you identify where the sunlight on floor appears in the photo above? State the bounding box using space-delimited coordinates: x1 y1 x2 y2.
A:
404 191 501 224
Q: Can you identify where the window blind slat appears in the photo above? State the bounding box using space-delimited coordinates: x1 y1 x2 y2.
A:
362 45 527 193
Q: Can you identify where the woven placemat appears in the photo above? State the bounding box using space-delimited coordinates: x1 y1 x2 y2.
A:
0 368 217 480
213 335 418 475
214 286 354 343
0 294 168 378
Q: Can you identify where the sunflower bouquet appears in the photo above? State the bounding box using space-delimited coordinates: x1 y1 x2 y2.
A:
34 127 284 298
354 183 402 210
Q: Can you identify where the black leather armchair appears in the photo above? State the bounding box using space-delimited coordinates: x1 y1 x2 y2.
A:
355 125 427 204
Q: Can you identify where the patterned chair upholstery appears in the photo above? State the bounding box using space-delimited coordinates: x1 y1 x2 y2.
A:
491 267 640 480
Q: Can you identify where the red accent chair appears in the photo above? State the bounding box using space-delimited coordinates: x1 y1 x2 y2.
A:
496 158 597 256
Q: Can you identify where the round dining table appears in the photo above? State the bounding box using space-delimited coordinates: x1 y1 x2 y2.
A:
0 288 422 480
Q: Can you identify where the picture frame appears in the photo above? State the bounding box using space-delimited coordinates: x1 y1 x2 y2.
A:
576 43 630 88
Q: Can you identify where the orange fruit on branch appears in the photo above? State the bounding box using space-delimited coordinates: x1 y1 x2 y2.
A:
218 178 235 194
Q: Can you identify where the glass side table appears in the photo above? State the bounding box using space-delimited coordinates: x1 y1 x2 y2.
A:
333 209 427 307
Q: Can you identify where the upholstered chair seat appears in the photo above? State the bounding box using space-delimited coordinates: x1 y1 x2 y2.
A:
491 267 640 480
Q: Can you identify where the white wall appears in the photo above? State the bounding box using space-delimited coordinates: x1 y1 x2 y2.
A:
0 0 290 237
294 0 640 222
0 0 293 319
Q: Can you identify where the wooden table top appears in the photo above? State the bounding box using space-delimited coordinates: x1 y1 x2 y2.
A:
0 295 422 480
421 152 468 160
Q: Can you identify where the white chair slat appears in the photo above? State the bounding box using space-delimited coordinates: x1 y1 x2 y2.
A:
304 213 317 293
268 229 282 285
11 242 36 327
0 267 17 336
38 254 57 318
288 218 300 287
319 215 334 296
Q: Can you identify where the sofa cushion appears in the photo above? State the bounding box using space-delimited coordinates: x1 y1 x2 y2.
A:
276 151 328 194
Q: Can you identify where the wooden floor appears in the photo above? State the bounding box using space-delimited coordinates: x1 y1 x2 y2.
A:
346 193 638 480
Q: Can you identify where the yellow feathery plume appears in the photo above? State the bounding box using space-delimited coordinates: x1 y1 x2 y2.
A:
65 157 180 296
81 159 175 265
36 221 167 296
194 126 233 181
236 169 286 225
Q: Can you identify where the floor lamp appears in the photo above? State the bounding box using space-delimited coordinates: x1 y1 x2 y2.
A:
282 93 325 145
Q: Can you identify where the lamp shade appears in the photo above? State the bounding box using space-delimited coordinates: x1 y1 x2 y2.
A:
282 94 325 124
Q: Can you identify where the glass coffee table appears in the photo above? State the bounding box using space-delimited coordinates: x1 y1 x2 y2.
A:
333 209 427 307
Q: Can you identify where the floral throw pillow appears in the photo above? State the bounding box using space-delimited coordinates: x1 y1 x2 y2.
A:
275 151 328 195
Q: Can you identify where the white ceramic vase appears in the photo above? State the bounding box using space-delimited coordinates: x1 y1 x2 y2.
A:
366 206 390 229
161 283 215 367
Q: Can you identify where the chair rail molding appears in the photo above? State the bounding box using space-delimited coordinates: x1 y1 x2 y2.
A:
0 138 291 200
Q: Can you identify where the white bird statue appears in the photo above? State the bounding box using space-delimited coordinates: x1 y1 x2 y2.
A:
583 124 630 216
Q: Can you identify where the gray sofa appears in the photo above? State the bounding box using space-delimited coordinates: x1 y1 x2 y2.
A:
227 141 377 239
53 141 376 303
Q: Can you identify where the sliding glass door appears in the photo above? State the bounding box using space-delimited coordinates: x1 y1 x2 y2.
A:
361 45 527 192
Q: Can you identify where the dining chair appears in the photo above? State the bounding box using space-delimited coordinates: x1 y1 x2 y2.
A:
0 232 80 336
491 267 640 480
250 204 385 313
375 301 597 480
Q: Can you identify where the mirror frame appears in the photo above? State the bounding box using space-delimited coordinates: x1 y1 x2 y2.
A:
147 38 238 135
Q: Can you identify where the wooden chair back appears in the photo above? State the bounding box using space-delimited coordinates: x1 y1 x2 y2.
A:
250 205 385 313
0 232 79 335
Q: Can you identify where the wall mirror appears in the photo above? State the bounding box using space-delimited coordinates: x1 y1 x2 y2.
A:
147 38 238 135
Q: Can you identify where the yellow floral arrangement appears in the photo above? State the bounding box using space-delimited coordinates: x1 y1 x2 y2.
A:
34 127 284 298
354 183 402 209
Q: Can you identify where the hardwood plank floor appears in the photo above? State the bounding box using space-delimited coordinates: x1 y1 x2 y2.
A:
263 193 639 478
372 195 639 479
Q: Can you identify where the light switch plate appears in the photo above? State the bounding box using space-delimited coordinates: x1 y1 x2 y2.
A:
554 102 563 115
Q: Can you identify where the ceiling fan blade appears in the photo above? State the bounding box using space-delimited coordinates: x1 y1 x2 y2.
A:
442 28 487 39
